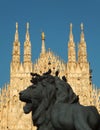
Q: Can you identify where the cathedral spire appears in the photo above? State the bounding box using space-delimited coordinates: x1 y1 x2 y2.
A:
25 22 30 41
12 22 20 63
69 23 74 42
68 23 76 63
80 23 85 43
15 22 19 42
24 22 32 63
78 23 87 63
41 32 46 55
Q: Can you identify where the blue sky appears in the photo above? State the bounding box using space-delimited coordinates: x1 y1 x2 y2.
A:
0 0 100 88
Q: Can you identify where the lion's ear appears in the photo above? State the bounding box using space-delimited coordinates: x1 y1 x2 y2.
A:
62 76 67 82
55 70 59 76
30 78 38 84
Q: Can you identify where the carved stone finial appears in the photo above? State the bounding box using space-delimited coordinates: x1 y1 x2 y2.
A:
15 22 19 42
70 23 72 33
16 22 18 30
81 23 84 32
80 23 85 42
69 23 74 42
27 22 29 31
25 22 30 41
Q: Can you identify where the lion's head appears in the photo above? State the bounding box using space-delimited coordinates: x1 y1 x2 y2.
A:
19 70 79 125
19 84 42 114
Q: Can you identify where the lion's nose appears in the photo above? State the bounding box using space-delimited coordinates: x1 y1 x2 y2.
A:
19 91 22 95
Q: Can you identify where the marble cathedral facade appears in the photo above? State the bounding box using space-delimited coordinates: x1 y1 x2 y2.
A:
0 23 100 130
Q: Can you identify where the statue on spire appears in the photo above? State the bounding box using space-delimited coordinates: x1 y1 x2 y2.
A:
41 32 46 55
41 32 45 40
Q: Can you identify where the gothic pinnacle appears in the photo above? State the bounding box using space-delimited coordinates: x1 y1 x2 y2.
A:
16 22 18 30
24 22 32 63
69 23 74 42
27 22 29 31
80 23 85 42
68 23 76 62
26 22 30 41
81 23 84 31
15 22 19 42
70 23 72 33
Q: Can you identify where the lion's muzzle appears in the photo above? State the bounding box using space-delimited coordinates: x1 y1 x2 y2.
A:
19 91 33 114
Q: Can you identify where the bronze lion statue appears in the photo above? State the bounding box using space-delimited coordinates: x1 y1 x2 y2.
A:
19 70 100 130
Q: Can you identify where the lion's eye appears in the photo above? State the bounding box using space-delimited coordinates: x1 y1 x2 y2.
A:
30 87 34 89
31 86 36 89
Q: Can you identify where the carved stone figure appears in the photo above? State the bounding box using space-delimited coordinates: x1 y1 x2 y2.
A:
19 70 100 130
